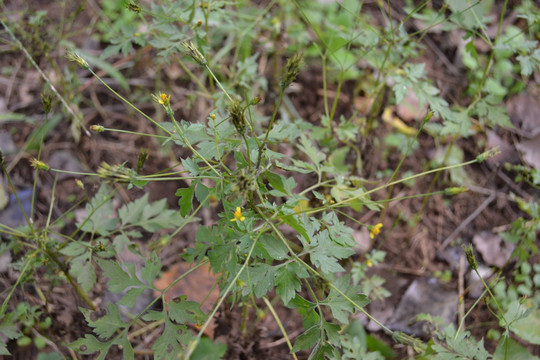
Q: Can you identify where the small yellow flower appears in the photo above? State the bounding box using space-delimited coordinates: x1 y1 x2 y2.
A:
366 259 373 267
230 207 245 222
369 223 383 239
157 92 171 106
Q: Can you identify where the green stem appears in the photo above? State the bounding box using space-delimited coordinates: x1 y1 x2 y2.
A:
256 89 285 169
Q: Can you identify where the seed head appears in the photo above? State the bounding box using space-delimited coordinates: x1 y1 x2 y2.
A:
126 2 141 12
66 49 89 70
463 244 478 271
280 53 303 89
228 100 246 134
137 148 149 172
476 147 500 163
41 93 52 114
182 41 206 65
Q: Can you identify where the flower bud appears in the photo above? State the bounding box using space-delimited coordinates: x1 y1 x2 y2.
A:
90 124 105 132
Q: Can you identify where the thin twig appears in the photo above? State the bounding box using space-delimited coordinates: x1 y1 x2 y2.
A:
438 192 497 252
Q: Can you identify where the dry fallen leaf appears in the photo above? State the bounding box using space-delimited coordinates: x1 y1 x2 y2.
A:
473 231 515 268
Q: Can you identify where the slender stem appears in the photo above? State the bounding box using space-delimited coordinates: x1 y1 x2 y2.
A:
256 90 285 169
263 297 298 360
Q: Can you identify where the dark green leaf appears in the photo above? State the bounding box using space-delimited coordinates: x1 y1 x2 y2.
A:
275 265 302 305
69 334 113 356
95 258 144 293
292 326 320 353
169 297 206 324
176 187 194 217
80 303 124 339
141 252 162 285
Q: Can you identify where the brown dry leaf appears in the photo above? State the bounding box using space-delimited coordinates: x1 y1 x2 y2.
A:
473 231 515 268
516 135 540 171
486 130 520 166
507 92 540 138
154 262 220 337
394 88 428 122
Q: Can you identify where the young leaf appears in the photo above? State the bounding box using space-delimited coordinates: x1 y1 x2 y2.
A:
176 187 194 217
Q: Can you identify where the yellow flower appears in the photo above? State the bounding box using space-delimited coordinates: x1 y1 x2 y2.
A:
369 223 383 239
157 92 171 106
366 259 373 267
230 207 245 222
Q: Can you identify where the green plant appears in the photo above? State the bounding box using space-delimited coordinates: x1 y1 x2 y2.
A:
1 0 539 359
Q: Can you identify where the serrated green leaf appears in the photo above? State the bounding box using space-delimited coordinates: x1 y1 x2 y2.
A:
71 253 96 293
0 343 9 356
176 187 194 217
260 235 289 260
494 337 540 360
80 184 118 236
264 171 287 195
181 157 200 176
118 287 146 309
95 258 144 292
140 252 161 285
114 335 134 360
169 297 206 324
153 319 188 360
141 310 164 322
509 305 540 345
69 334 113 356
276 266 302 305
81 303 124 339
59 242 86 257
292 326 320 353
250 264 277 298
190 336 227 360
298 134 325 167
322 276 369 324
194 182 210 206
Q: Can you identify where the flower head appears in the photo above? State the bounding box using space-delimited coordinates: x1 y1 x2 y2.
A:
154 92 171 106
230 207 245 222
369 223 383 239
90 124 105 132
29 158 50 171
66 50 89 70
